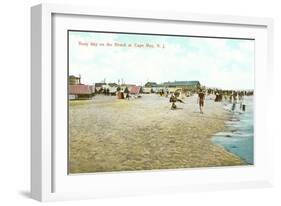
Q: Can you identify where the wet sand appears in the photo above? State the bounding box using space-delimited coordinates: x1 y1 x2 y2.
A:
69 94 245 173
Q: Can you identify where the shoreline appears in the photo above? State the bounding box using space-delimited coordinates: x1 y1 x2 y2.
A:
69 94 245 173
211 96 254 164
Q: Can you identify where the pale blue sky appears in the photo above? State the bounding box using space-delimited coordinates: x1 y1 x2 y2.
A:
69 31 254 90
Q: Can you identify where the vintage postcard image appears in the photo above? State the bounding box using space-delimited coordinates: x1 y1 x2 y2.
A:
68 31 254 174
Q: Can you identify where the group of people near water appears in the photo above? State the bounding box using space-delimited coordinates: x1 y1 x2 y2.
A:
214 90 249 112
168 89 251 114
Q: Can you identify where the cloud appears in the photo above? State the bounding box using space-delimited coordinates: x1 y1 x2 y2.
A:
69 31 254 90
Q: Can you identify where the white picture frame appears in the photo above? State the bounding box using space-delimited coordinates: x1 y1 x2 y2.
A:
31 3 274 202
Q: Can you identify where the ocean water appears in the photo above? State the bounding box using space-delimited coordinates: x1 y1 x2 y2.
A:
212 96 254 164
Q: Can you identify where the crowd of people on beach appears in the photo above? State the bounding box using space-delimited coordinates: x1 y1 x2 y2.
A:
94 84 252 114
167 88 253 114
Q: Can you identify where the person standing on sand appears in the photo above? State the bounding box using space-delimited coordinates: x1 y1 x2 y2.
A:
126 92 130 100
198 89 205 114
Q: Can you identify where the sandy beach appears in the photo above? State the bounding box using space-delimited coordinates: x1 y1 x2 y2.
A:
69 94 245 173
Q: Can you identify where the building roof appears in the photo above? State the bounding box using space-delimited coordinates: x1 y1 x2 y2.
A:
130 86 142 94
69 75 80 79
163 81 200 87
144 82 157 87
95 83 106 87
155 84 164 87
69 85 92 95
108 83 118 87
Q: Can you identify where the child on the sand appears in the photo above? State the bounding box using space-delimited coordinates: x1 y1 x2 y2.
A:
170 94 177 109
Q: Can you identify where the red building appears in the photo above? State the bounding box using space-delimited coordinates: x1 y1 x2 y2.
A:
69 84 93 100
130 86 142 95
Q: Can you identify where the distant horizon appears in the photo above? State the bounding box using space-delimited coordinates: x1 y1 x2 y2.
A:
69 75 254 91
69 31 255 90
